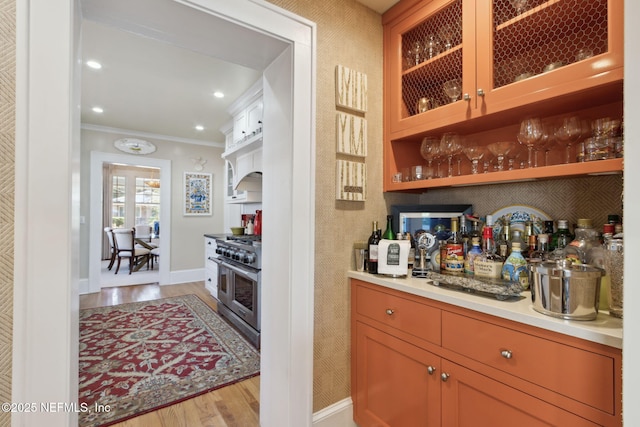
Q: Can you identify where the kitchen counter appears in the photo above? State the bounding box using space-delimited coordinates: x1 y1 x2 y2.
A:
348 270 623 349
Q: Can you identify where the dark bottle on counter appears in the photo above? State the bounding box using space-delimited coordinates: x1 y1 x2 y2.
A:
497 222 512 258
459 215 471 256
367 221 381 274
544 220 555 236
406 232 415 269
383 215 395 240
551 219 573 251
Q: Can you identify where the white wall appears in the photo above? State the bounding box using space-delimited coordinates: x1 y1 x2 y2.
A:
80 128 226 277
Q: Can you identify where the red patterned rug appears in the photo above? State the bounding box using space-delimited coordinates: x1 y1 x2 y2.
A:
78 294 260 427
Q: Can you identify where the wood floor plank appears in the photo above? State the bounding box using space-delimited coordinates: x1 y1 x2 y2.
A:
81 282 260 427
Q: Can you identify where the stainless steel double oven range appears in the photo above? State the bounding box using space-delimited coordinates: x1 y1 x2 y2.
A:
211 235 261 349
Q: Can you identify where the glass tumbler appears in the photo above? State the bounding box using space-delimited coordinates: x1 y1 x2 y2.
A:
604 238 623 318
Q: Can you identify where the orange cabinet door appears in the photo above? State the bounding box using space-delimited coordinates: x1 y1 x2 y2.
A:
384 0 477 139
475 0 624 117
440 359 599 427
353 321 441 427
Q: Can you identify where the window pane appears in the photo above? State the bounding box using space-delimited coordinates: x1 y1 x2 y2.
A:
135 175 160 226
112 175 125 228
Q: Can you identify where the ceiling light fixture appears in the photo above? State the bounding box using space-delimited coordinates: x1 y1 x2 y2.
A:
213 91 224 98
86 60 102 69
92 106 104 113
195 125 204 131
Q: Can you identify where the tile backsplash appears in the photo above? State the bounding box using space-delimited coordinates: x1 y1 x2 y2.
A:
417 174 623 231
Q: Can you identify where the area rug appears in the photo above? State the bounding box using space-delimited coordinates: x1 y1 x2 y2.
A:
78 294 260 427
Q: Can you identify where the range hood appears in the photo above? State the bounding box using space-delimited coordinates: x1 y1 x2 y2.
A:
234 171 262 192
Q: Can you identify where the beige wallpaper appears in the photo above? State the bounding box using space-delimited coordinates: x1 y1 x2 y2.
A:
0 0 15 426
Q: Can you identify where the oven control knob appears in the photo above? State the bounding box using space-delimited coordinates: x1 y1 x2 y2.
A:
244 253 256 264
215 247 223 254
233 251 242 260
224 248 233 257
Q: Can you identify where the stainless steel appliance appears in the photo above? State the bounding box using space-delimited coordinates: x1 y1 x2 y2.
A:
212 235 261 348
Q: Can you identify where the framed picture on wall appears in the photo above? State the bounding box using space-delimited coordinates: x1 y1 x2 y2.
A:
183 172 212 216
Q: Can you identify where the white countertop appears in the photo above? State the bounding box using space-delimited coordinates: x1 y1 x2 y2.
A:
348 271 623 349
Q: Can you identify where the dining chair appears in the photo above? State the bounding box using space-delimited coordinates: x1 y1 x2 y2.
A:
134 224 158 248
104 227 116 270
150 247 160 270
112 228 151 274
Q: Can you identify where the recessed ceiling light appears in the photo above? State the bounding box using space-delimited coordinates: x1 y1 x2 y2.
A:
213 91 224 98
195 125 204 131
86 60 102 69
92 106 104 113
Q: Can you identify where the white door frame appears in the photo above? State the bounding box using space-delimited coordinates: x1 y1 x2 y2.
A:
14 1 316 426
88 151 172 293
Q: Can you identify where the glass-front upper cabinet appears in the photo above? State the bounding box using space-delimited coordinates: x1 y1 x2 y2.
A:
383 0 623 139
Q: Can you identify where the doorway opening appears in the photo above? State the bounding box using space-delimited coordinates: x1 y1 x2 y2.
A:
101 163 161 287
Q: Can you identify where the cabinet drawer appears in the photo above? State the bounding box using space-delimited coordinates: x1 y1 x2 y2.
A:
442 311 615 414
355 283 441 346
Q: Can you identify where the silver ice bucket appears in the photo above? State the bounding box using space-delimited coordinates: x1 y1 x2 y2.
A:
531 260 603 321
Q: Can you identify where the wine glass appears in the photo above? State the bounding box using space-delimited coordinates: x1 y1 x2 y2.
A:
443 79 462 103
420 137 440 179
463 146 488 174
555 116 582 164
487 141 516 171
438 23 457 51
440 133 462 177
538 123 557 166
406 40 423 67
517 117 543 168
423 34 441 59
509 0 528 15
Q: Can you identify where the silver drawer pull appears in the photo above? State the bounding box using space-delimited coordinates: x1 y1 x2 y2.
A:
501 350 513 359
441 372 449 382
427 366 436 375
385 309 394 316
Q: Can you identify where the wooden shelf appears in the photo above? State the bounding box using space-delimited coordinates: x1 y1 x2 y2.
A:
386 158 622 191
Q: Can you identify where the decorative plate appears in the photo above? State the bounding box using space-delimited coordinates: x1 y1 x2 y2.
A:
114 138 156 155
491 204 551 239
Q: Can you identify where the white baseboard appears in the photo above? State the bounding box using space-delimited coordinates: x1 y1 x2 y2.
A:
168 268 204 285
78 268 206 295
313 398 357 427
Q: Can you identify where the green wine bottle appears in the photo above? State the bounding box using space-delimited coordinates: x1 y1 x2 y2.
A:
383 215 395 240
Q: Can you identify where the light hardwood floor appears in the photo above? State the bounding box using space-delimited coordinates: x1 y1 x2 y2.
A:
79 281 260 427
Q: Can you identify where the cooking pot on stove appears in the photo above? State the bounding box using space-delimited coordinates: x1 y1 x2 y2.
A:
531 259 603 321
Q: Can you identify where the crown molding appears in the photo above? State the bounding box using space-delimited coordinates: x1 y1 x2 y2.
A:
81 123 225 148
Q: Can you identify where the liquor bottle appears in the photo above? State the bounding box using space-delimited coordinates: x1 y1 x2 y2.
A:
445 217 464 274
406 232 415 270
551 219 573 251
464 237 482 276
474 215 504 279
528 233 550 263
502 242 529 289
544 220 555 236
497 222 512 258
469 217 482 243
565 218 599 264
383 215 395 240
367 221 380 274
523 221 534 251
526 234 537 260
511 230 526 257
459 215 471 256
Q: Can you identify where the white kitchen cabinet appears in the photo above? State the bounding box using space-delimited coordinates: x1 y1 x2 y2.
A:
204 236 219 299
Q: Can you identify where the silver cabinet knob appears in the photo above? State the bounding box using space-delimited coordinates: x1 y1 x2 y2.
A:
385 309 394 315
441 372 449 382
463 93 471 101
427 366 436 375
477 88 485 97
501 350 513 359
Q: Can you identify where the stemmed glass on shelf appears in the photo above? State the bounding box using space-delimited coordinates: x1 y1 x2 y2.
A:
440 133 462 177
487 141 516 171
555 116 582 163
517 117 543 168
420 136 440 179
509 0 528 15
462 146 489 175
443 79 462 103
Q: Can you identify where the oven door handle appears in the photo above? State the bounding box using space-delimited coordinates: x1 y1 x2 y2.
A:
208 256 223 264
218 260 259 282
